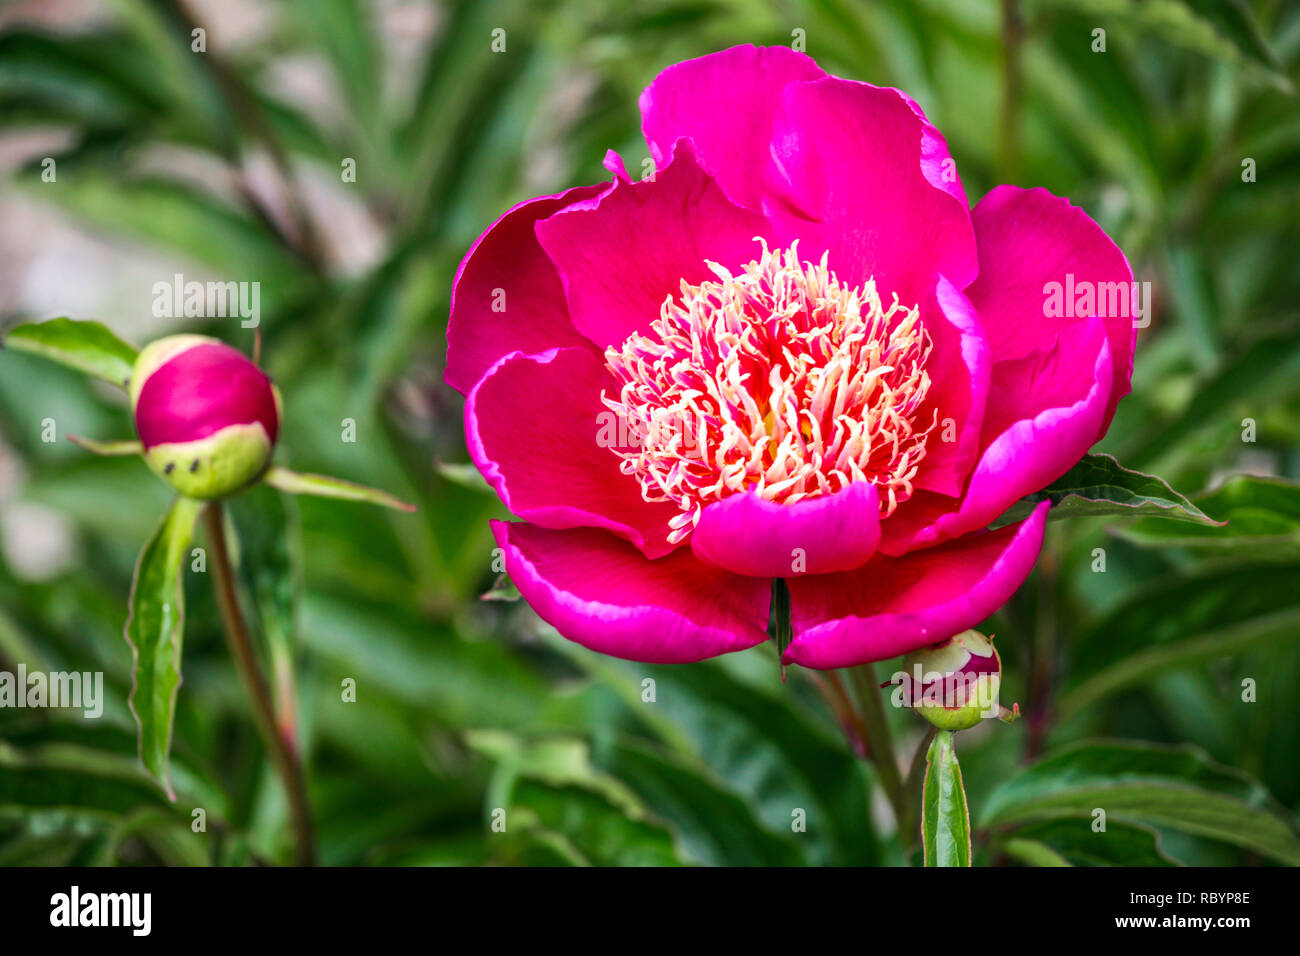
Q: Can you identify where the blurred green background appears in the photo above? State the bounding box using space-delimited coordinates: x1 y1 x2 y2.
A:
1 0 1298 866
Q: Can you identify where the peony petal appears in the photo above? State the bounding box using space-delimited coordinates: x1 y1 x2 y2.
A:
880 317 1113 556
467 347 679 557
493 521 771 664
764 77 978 304
535 140 773 350
690 482 881 578
639 44 825 211
134 340 278 447
966 185 1136 437
445 182 608 395
909 277 990 497
785 502 1048 669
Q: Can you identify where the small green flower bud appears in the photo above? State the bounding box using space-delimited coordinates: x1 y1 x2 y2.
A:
895 630 1004 731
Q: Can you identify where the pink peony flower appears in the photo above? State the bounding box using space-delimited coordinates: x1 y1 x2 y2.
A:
445 46 1134 669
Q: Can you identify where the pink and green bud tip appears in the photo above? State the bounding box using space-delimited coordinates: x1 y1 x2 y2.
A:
893 630 1016 731
129 335 281 500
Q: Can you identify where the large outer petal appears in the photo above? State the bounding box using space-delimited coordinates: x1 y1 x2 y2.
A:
493 521 771 663
882 321 1111 554
467 347 679 557
764 76 978 304
640 44 825 211
535 140 773 350
445 183 607 394
785 502 1048 669
909 277 990 497
881 185 1132 554
690 482 880 577
966 185 1135 435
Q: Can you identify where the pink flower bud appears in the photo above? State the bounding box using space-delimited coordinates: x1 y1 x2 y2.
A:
129 335 280 499
894 630 1004 731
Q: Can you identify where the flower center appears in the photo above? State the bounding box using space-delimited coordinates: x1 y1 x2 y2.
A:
603 240 937 545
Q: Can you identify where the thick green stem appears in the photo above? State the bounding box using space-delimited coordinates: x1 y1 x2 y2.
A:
851 663 908 832
203 502 317 866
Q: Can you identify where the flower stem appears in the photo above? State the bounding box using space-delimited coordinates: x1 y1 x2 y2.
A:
851 663 908 834
999 0 1023 182
900 726 937 849
202 501 317 866
772 578 792 681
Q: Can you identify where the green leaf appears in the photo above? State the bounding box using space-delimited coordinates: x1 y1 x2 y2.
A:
0 742 175 817
1125 328 1300 469
922 730 970 867
1060 562 1300 716
999 819 1178 866
1116 475 1300 558
585 655 881 866
999 837 1072 866
299 591 548 729
0 29 178 131
507 779 684 867
4 318 137 388
466 732 685 866
286 0 380 135
466 731 646 820
1029 0 1292 90
481 573 521 602
264 466 416 512
980 741 1300 865
124 496 203 797
994 454 1221 526
67 436 142 456
1177 0 1290 87
434 461 494 494
593 739 804 866
1059 606 1300 718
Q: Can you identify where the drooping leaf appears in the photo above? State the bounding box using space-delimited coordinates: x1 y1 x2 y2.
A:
1116 474 1300 558
124 496 203 797
4 318 138 388
922 730 970 867
980 741 1300 865
264 465 416 512
995 454 1221 526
